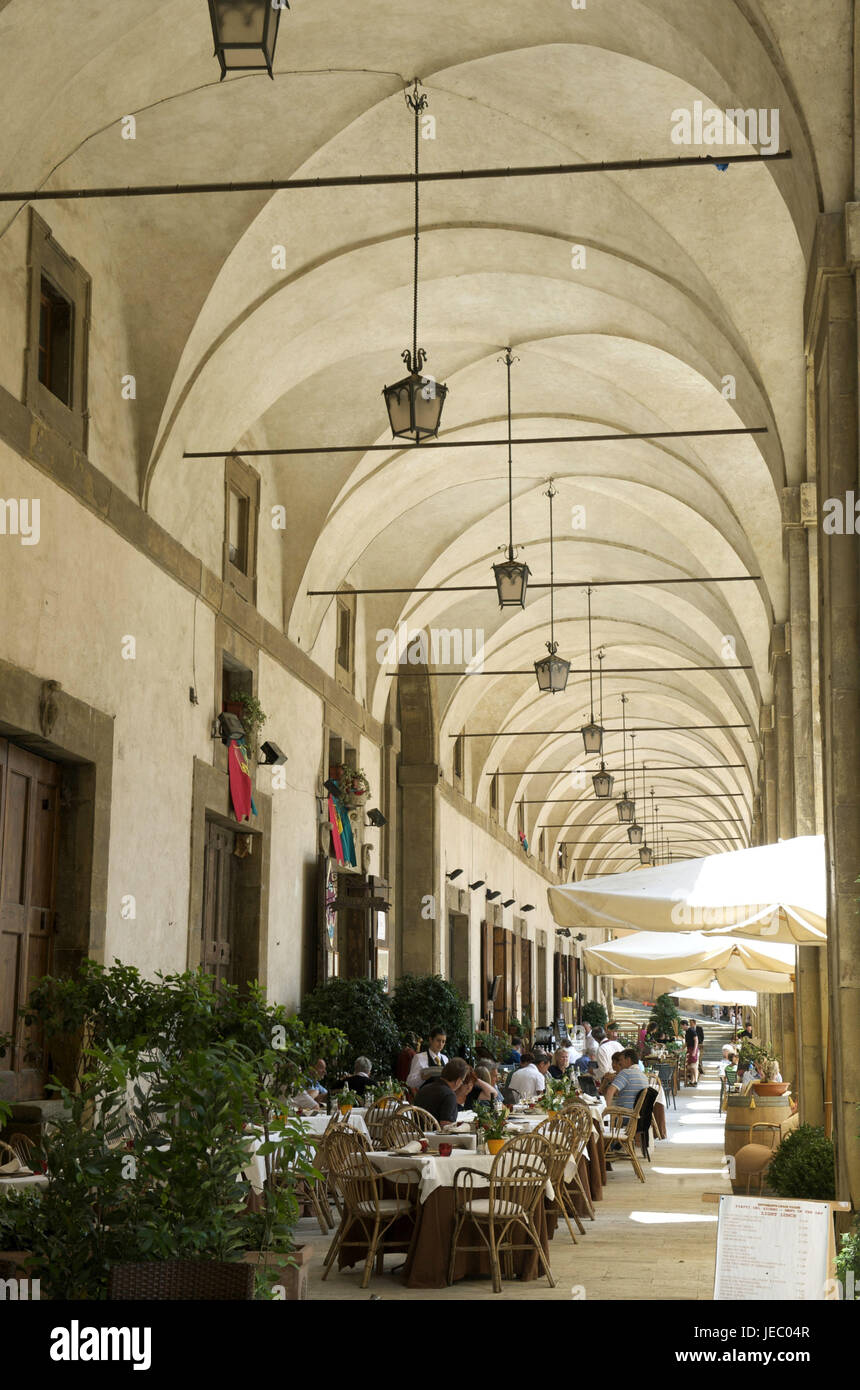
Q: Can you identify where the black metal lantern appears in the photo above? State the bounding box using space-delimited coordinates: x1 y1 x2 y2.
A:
580 588 603 754
580 720 604 755
383 82 447 441
493 556 530 607
616 693 634 821
535 648 571 693
534 483 569 693
383 359 447 441
628 821 644 845
492 349 530 607
208 0 284 80
639 844 654 866
592 763 614 799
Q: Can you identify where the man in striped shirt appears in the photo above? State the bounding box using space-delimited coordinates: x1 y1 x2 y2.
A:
604 1048 648 1110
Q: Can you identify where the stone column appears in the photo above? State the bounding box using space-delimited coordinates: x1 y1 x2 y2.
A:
396 667 441 976
769 626 797 1084
808 209 860 1203
783 488 826 1124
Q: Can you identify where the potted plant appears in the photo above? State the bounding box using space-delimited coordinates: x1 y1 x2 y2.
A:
235 692 267 763
738 1040 789 1094
366 1078 402 1106
475 1107 510 1155
337 765 370 809
765 1125 835 1200
337 1088 362 1114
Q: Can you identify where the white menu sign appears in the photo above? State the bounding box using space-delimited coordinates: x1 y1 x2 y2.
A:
713 1195 831 1301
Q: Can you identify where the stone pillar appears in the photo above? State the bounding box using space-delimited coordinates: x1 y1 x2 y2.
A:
761 710 778 845
769 627 797 1084
808 209 860 1203
396 668 441 976
783 488 826 1124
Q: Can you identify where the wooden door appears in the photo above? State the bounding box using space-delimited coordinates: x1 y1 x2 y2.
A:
0 740 60 1098
521 937 533 1031
202 820 235 985
493 926 508 1033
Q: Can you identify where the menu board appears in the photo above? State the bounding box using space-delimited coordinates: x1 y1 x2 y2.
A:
713 1195 832 1301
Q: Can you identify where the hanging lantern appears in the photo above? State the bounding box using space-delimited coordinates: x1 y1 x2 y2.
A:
592 764 615 799
639 844 654 866
533 484 570 693
492 349 529 606
383 83 447 440
628 822 644 845
535 648 571 694
580 721 603 756
208 0 284 80
616 796 635 824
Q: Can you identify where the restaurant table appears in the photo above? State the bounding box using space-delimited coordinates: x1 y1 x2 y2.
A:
336 1149 559 1290
0 1173 48 1194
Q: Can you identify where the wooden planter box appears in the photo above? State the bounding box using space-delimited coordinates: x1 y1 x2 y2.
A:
242 1243 313 1300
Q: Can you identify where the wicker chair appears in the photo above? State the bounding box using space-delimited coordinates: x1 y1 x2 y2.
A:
600 1084 650 1182
536 1113 587 1241
364 1098 406 1149
556 1102 597 1221
107 1260 255 1300
381 1104 440 1150
448 1132 556 1294
656 1061 677 1111
322 1127 419 1289
313 1121 370 1221
1 1133 36 1168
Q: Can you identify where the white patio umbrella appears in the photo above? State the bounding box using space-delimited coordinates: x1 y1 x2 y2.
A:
667 983 758 1006
548 836 825 944
580 931 795 993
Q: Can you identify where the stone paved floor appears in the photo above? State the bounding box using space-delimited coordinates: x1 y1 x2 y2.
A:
304 1071 730 1301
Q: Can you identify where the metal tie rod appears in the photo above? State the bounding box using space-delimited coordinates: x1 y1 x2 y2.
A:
309 574 762 595
453 724 751 736
0 149 792 205
195 425 767 460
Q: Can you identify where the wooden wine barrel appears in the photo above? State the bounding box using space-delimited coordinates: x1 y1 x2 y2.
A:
724 1091 794 1160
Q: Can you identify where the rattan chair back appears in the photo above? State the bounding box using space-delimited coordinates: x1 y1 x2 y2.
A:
381 1104 440 1149
107 1259 255 1300
364 1098 405 1149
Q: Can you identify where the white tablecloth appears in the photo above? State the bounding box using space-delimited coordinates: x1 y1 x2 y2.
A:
300 1110 371 1142
367 1151 557 1205
0 1173 48 1194
243 1112 371 1194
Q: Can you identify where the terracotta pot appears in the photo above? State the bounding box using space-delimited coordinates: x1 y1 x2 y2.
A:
752 1081 790 1096
487 1138 506 1155
547 1110 559 1120
339 1104 352 1116
242 1244 314 1300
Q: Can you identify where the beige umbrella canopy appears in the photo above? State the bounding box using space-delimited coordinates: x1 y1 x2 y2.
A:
548 837 826 945
580 931 795 994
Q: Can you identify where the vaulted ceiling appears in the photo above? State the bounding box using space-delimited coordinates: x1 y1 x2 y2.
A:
0 0 849 876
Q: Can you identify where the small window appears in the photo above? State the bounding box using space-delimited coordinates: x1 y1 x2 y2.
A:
517 801 525 837
38 276 73 404
336 604 352 673
228 488 249 572
539 830 546 863
490 772 498 812
453 733 463 783
335 593 356 692
26 211 90 451
223 456 259 603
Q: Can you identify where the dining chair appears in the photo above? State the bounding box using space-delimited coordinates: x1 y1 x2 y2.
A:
557 1102 597 1220
322 1128 419 1289
447 1132 556 1294
364 1098 406 1149
2 1133 36 1167
600 1085 650 1182
535 1112 589 1241
656 1061 677 1111
381 1104 440 1149
108 1259 255 1300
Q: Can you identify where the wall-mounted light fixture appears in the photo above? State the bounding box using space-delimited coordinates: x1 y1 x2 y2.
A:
446 868 463 880
521 903 535 912
214 711 245 743
366 808 387 827
502 897 516 908
485 889 501 901
468 879 486 891
259 740 287 765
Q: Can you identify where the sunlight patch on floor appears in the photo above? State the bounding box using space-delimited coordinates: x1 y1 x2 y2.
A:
628 1211 719 1225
